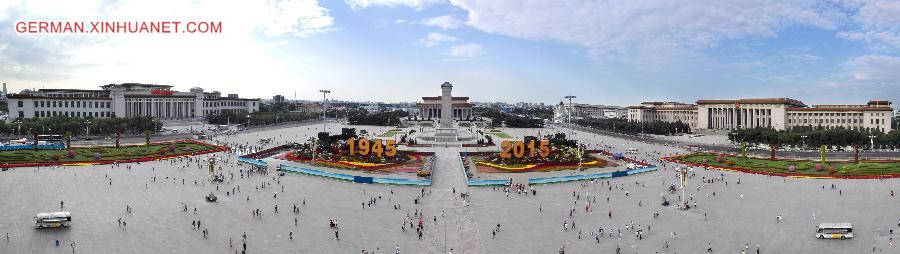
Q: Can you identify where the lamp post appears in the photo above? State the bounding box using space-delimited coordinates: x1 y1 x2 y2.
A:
800 135 807 150
14 119 21 136
246 114 251 128
319 90 331 134
564 95 576 138
677 166 689 209
85 120 92 137
869 135 876 150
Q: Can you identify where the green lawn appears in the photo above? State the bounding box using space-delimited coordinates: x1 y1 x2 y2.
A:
486 132 512 138
674 153 900 176
0 141 221 164
378 130 405 137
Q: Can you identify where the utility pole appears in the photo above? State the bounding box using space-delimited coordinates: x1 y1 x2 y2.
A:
564 95 576 138
319 90 331 134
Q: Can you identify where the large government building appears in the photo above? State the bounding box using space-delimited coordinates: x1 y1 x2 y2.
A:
7 83 260 122
628 98 894 132
416 82 474 120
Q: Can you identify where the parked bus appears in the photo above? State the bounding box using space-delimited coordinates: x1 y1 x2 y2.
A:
37 135 64 142
816 223 852 239
34 212 72 229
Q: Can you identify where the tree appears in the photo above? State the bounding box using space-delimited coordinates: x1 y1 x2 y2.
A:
64 131 72 149
845 129 869 163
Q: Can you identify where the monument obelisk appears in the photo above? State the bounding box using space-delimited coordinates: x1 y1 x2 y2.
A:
440 81 453 128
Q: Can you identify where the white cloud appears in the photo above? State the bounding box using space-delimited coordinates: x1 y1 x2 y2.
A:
421 15 462 30
447 0 844 64
260 0 334 37
420 32 457 46
843 54 900 82
345 0 443 9
0 0 335 91
447 43 484 57
838 0 900 51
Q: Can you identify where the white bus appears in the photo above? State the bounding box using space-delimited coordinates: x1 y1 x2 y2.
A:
34 212 72 229
816 223 852 239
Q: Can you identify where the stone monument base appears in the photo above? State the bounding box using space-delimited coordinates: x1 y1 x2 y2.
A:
417 128 476 143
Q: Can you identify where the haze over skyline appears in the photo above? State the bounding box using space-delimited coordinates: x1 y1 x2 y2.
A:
2 0 900 106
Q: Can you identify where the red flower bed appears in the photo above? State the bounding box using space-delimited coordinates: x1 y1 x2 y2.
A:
282 151 433 171
0 140 227 169
661 153 900 179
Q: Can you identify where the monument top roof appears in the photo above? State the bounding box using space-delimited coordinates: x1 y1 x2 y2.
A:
441 81 453 88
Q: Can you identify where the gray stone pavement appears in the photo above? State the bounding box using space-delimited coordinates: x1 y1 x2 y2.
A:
0 122 898 253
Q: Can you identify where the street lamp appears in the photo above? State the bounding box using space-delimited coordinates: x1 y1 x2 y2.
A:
800 135 807 150
676 166 689 209
564 95 576 138
14 119 21 136
85 120 92 137
869 135 877 150
246 114 251 128
319 89 331 134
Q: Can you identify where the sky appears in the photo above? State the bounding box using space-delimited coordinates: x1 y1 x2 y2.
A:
1 0 900 107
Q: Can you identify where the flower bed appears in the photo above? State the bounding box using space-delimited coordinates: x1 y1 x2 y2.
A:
470 148 612 173
663 153 900 179
475 159 606 173
0 140 227 168
282 151 433 173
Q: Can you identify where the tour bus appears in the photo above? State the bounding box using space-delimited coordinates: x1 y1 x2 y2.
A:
37 134 64 142
816 223 853 239
34 212 72 229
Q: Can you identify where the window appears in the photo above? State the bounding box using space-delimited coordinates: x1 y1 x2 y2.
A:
33 101 38 107
17 100 23 107
18 111 23 118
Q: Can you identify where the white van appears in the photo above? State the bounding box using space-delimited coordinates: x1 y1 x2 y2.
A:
816 223 852 239
34 212 72 229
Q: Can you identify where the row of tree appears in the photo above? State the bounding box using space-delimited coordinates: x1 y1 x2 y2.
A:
348 110 408 126
475 108 544 128
728 127 900 161
206 111 319 126
575 118 691 136
509 107 554 120
0 116 162 136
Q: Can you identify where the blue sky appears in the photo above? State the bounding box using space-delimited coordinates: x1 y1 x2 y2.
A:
2 0 900 107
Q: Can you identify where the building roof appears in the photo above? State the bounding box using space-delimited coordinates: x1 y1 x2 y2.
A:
205 97 260 101
39 89 108 92
787 107 893 112
417 102 473 107
656 106 698 110
101 83 173 90
867 100 891 106
421 96 469 101
441 81 453 88
7 94 110 100
695 98 806 107
124 94 197 98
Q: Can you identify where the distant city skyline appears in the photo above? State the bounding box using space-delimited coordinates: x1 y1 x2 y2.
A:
2 0 900 106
